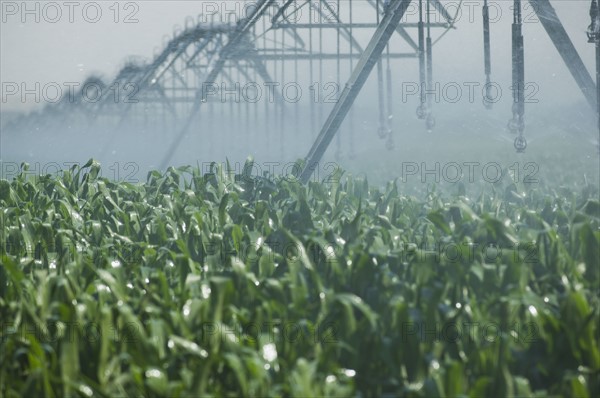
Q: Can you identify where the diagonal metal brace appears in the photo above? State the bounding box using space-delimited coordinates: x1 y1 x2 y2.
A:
299 0 413 183
159 0 275 169
531 0 597 110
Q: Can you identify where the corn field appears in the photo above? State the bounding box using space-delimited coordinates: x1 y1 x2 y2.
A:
1 159 599 397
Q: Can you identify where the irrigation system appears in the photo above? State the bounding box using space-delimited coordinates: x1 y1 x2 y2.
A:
5 0 599 182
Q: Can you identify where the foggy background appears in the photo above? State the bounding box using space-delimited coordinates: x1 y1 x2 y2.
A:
1 0 598 187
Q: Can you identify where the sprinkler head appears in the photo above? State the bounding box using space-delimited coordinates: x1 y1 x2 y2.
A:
426 115 436 132
483 94 494 110
386 138 395 151
514 135 527 153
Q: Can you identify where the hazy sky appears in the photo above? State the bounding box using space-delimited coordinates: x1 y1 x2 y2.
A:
0 1 596 113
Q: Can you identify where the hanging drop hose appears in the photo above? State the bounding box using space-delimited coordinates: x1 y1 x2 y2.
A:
509 2 519 134
426 0 436 132
386 43 395 150
510 0 527 152
588 0 600 153
377 61 388 138
517 8 525 132
335 0 342 159
417 0 427 119
483 0 493 109
376 0 388 139
349 0 356 159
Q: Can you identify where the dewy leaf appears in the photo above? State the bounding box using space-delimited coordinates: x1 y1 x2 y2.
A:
232 224 243 254
224 353 248 393
580 200 600 220
283 229 314 270
61 325 80 397
334 293 377 330
578 223 600 281
427 210 451 235
0 179 12 203
445 360 464 396
1 254 24 283
219 193 230 227
168 335 209 358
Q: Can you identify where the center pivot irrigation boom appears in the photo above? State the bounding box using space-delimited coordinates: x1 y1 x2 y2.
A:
299 0 598 183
